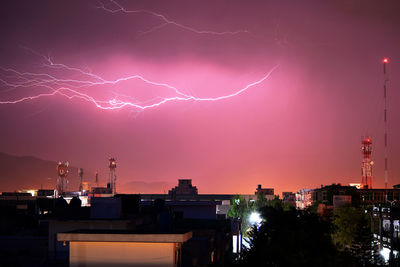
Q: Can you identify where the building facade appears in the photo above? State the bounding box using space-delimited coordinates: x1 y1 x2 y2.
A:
58 231 192 267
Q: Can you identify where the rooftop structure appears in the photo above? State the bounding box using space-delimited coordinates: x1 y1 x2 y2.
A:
255 184 274 196
168 179 198 197
58 230 192 267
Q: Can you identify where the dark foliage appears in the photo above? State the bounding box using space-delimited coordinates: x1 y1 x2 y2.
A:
236 205 338 266
332 206 375 265
232 202 374 267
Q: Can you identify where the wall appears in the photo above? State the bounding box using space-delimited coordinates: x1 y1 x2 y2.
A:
48 220 133 259
69 241 175 267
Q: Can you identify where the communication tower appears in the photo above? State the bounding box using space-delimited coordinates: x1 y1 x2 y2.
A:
108 158 117 194
78 168 84 192
95 171 99 187
361 137 373 189
56 161 69 195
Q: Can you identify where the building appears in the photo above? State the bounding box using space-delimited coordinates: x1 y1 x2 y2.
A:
296 189 313 210
311 184 359 206
349 183 361 189
169 179 198 197
89 186 113 197
372 203 400 262
297 184 400 209
0 192 37 217
58 230 192 267
1 179 269 266
255 184 274 197
282 192 296 207
333 195 352 209
359 188 400 204
140 200 222 220
46 191 233 266
49 218 134 260
142 180 266 218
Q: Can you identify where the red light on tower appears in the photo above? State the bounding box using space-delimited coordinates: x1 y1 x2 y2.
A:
383 58 389 63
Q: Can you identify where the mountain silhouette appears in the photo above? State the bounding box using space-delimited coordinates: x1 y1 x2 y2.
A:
0 152 83 192
0 152 173 194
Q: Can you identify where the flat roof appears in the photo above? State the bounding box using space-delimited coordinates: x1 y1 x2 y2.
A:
140 200 222 206
140 194 255 201
58 230 192 243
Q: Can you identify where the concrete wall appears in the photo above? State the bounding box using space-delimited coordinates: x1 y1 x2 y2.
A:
69 241 175 267
49 220 133 259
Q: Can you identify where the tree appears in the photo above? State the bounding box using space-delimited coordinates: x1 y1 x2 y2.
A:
227 195 249 221
332 205 373 265
265 195 292 211
227 195 250 254
254 192 268 210
306 200 321 214
236 205 343 267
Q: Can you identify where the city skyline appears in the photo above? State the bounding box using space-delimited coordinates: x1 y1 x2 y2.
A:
0 0 400 196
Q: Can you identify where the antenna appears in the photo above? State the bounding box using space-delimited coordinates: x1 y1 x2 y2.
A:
108 158 117 194
78 168 84 192
95 171 99 187
383 58 389 199
361 137 373 189
56 161 69 195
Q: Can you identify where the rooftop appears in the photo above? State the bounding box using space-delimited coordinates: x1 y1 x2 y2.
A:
58 230 192 243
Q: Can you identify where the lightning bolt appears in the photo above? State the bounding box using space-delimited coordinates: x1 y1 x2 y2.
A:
98 0 250 36
0 51 278 112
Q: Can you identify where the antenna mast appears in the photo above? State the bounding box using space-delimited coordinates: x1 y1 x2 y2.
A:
361 137 373 189
95 171 99 187
56 161 69 196
78 168 84 192
108 158 117 194
383 58 389 194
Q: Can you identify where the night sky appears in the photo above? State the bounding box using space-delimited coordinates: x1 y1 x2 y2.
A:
0 0 399 195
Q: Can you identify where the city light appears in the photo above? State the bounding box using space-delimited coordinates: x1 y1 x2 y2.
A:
383 58 389 63
380 247 390 262
249 212 262 226
380 248 399 263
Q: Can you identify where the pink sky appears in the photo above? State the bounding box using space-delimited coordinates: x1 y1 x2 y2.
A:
0 0 399 195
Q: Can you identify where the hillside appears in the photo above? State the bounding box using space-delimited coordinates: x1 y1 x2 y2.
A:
0 152 82 192
0 152 172 194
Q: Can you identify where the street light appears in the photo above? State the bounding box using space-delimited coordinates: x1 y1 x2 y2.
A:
249 211 262 226
380 247 390 262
